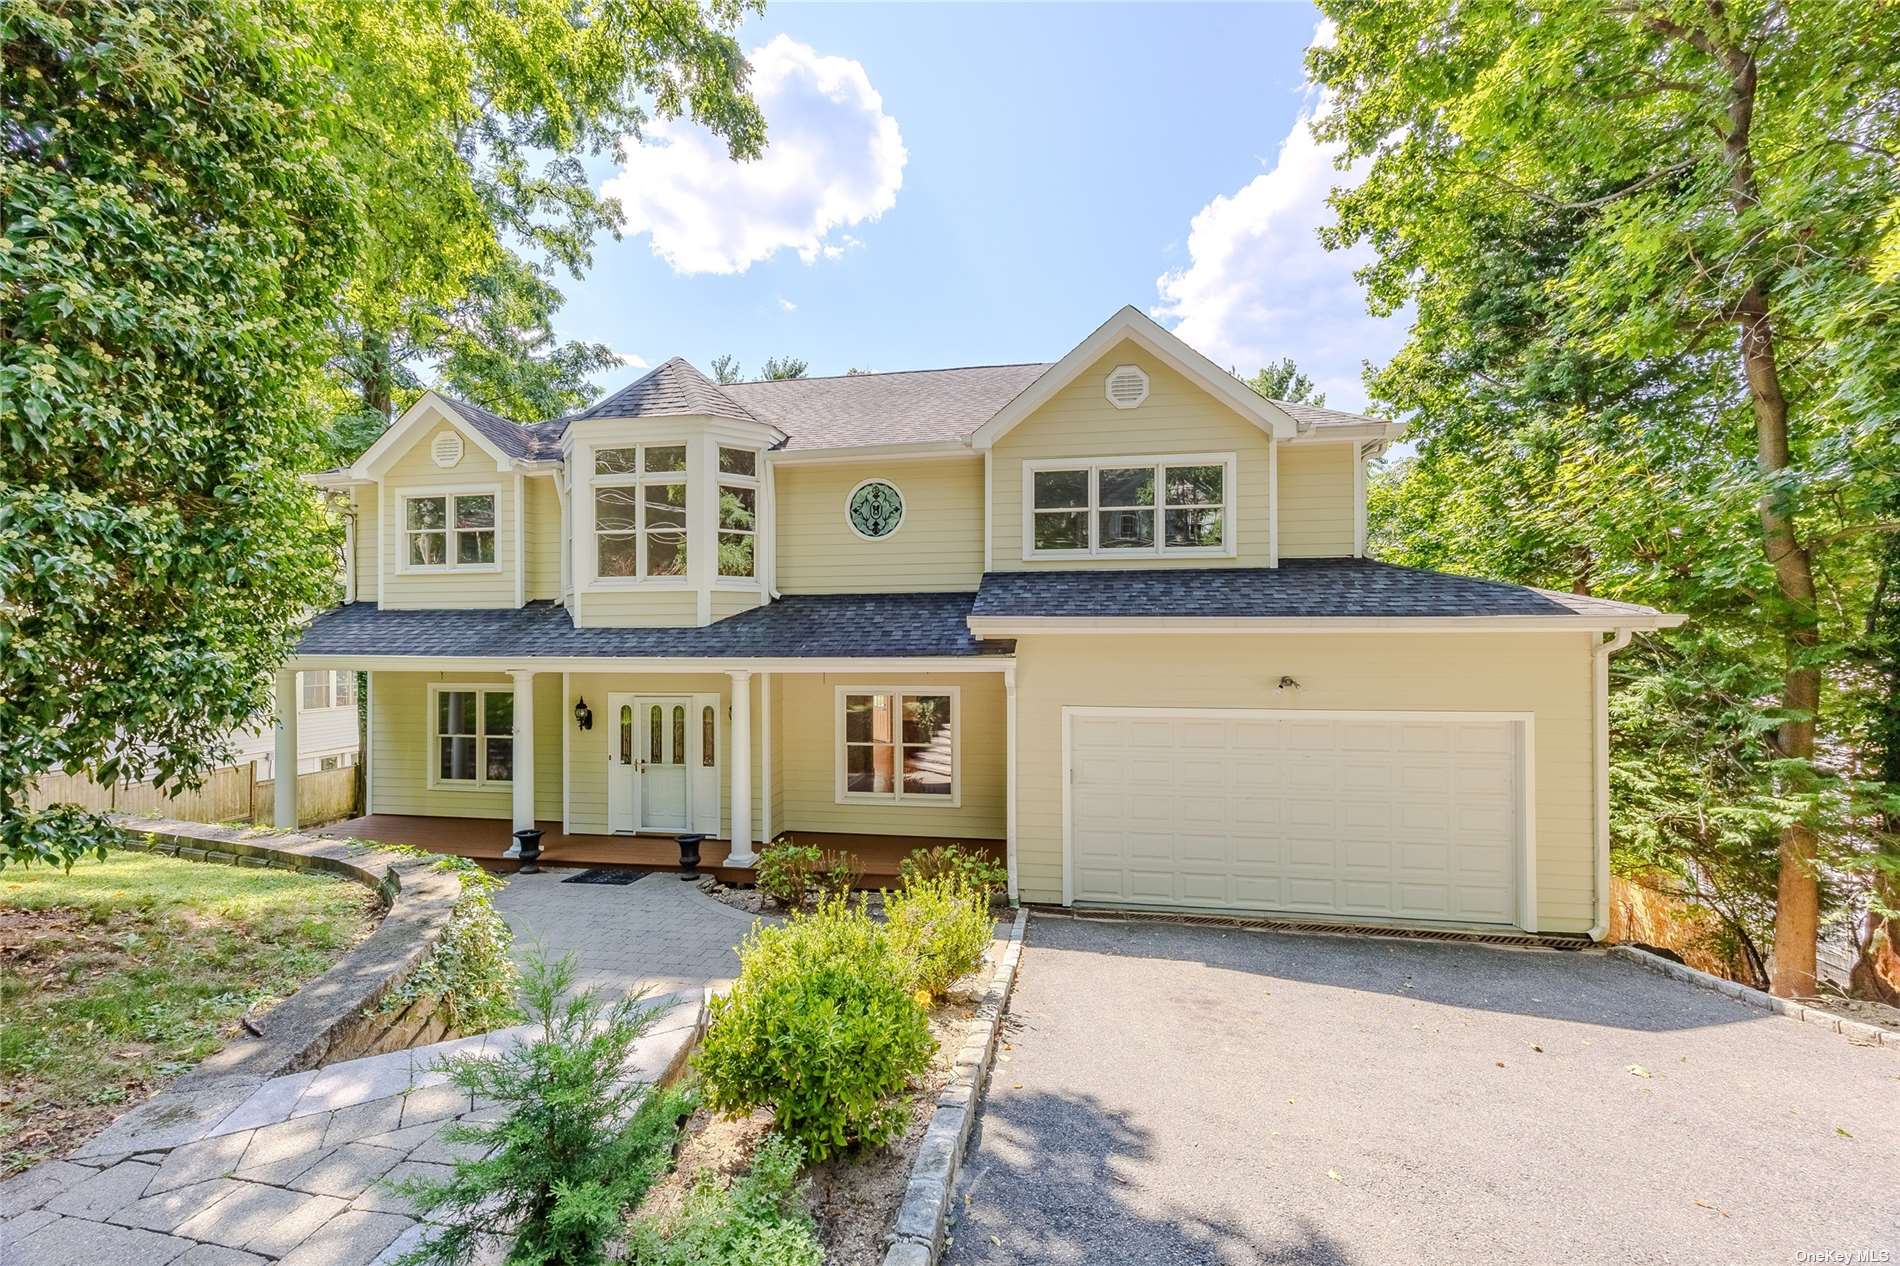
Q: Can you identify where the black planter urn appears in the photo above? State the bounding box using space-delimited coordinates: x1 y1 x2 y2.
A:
676 833 705 881
512 828 544 875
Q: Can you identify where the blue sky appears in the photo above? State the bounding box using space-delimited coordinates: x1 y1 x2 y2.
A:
558 2 1407 412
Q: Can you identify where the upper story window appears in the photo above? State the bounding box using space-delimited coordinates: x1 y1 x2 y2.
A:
403 491 496 569
717 446 759 581
1024 454 1234 559
594 445 687 581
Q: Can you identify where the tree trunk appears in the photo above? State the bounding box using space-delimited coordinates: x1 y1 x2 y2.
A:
1712 41 1824 997
360 329 394 421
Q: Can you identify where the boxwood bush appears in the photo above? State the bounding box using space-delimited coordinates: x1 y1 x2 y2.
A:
694 897 933 1159
885 875 993 1000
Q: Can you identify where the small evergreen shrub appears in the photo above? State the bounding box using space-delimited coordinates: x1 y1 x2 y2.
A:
815 849 861 900
378 854 520 1033
391 952 689 1266
754 842 821 909
898 844 1007 899
885 876 993 999
621 1134 822 1266
694 897 933 1159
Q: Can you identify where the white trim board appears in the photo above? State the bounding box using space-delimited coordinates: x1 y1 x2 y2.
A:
967 615 1685 636
1057 705 1538 931
293 654 1015 674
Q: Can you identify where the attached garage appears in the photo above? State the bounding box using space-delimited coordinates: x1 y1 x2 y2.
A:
1063 708 1531 928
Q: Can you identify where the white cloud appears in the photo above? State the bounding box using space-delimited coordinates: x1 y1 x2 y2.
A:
614 351 649 369
1152 23 1405 413
604 35 906 276
777 296 797 313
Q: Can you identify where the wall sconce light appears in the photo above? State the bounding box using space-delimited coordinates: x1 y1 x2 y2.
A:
574 697 593 731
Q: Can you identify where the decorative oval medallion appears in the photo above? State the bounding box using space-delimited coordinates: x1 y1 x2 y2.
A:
847 479 905 539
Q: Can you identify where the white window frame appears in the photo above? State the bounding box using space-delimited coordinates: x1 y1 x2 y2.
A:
300 671 331 712
714 446 762 588
586 440 691 589
332 670 356 709
832 685 961 808
1021 452 1237 561
396 485 502 574
426 683 516 790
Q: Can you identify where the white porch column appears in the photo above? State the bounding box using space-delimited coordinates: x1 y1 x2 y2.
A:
727 669 755 866
510 668 536 833
1004 665 1018 904
273 668 299 829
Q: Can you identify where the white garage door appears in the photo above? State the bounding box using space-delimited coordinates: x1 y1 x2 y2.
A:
1065 710 1523 926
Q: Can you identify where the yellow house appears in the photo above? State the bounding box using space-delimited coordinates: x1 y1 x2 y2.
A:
294 307 1681 939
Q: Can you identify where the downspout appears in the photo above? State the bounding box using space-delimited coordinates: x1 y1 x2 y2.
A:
1589 628 1634 940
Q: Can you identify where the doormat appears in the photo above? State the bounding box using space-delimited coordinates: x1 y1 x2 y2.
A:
560 868 657 886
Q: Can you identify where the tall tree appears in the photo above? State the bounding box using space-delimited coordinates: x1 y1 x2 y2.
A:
760 356 808 381
709 354 743 385
1245 357 1326 406
1317 0 1900 994
317 0 766 452
2 0 356 866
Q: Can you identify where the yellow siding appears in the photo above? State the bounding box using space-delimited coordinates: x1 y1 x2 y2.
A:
351 485 379 603
1278 442 1356 557
378 421 517 609
990 343 1272 570
369 670 562 821
776 673 1006 841
574 589 699 627
775 459 985 593
1010 633 1598 932
712 588 762 621
766 672 785 840
525 475 562 601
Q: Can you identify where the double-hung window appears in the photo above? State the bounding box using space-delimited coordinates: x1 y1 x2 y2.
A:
301 672 331 711
716 446 759 580
593 445 687 580
836 687 958 805
431 685 513 787
1025 454 1233 558
403 492 496 568
332 671 356 708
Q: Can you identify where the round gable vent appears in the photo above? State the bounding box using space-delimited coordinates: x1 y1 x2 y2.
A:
1105 364 1149 409
431 430 464 468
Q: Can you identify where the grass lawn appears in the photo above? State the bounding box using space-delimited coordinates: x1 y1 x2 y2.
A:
0 848 380 1174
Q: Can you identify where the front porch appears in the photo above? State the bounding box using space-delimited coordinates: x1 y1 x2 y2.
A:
311 813 1005 887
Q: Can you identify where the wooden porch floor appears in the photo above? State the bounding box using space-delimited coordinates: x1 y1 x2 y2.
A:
311 814 1003 887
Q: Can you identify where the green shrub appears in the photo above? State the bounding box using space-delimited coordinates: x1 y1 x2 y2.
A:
754 843 821 909
885 876 993 999
898 844 1007 898
378 855 520 1033
816 849 860 900
391 952 688 1266
621 1134 822 1266
694 897 933 1159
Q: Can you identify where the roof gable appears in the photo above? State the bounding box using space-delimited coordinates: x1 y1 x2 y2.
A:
970 307 1299 449
350 391 518 479
567 358 758 424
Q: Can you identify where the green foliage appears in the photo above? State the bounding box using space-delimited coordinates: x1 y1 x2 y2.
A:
694 898 933 1160
898 845 1008 899
378 856 520 1034
1243 357 1325 407
2 0 356 868
392 951 687 1266
622 1134 822 1266
759 356 808 381
885 877 992 1000
1317 0 1900 981
709 354 743 385
753 843 857 910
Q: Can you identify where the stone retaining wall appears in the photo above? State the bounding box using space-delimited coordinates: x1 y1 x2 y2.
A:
108 818 467 1132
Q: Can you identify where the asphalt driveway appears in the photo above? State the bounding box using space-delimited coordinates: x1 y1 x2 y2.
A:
947 916 1899 1266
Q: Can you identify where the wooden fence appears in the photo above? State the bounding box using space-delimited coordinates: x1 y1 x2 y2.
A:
27 762 359 829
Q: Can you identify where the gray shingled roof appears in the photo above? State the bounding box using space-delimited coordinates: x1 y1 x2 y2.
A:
298 593 1012 659
438 395 534 460
720 364 1052 450
566 358 760 425
1272 399 1391 430
970 559 1667 621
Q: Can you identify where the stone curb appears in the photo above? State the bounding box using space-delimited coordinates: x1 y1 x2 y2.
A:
74 818 469 1158
881 908 1030 1266
1607 945 1893 1050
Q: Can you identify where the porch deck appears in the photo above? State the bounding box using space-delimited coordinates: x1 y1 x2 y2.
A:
310 814 1003 887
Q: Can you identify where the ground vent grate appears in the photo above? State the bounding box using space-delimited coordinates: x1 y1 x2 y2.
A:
1030 905 1593 951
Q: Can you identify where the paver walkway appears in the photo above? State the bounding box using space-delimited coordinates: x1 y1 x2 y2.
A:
492 868 768 999
1 870 759 1265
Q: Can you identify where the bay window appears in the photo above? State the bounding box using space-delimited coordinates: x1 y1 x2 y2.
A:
593 444 688 580
717 446 759 580
836 687 958 804
431 685 513 787
1025 454 1233 558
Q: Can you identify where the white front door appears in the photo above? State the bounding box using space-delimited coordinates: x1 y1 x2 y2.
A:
606 694 696 833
